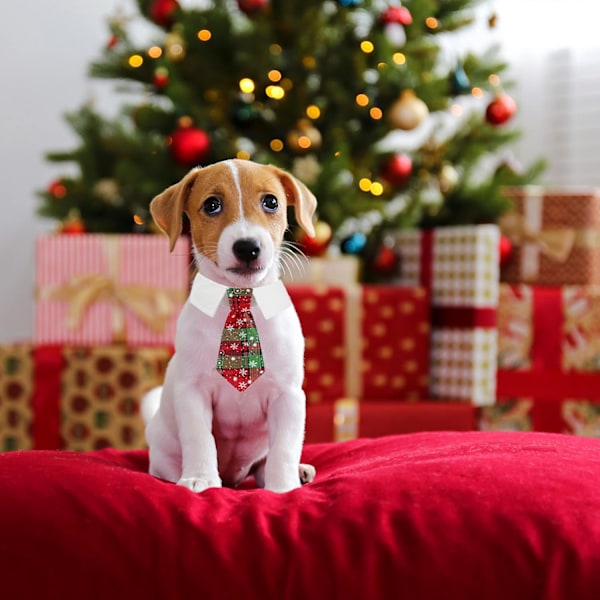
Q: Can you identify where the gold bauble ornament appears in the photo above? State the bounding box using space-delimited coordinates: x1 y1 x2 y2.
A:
286 119 322 154
165 31 186 61
438 163 459 193
388 90 429 130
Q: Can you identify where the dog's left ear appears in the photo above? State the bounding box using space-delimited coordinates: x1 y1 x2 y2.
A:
269 166 317 238
150 169 198 252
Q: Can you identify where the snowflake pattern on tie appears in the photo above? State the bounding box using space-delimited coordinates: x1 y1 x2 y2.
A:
216 288 264 391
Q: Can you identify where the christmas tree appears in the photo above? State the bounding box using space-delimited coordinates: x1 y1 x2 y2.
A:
39 0 544 266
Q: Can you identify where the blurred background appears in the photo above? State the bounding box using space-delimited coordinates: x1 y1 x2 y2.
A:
1 0 599 343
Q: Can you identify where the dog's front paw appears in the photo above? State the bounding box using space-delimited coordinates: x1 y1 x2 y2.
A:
299 463 316 485
177 476 222 493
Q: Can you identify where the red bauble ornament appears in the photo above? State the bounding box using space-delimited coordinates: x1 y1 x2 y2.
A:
237 0 270 14
380 5 412 26
372 244 399 277
499 234 513 267
149 0 179 28
153 67 169 89
170 125 211 166
485 93 517 126
61 213 86 235
47 180 67 199
106 35 120 50
297 220 332 257
381 153 413 187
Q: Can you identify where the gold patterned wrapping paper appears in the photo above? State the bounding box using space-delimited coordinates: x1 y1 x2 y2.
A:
0 345 34 451
0 344 172 452
391 225 499 406
500 186 600 285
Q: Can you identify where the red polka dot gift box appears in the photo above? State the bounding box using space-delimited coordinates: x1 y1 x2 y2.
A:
287 284 430 404
0 343 171 451
34 234 190 346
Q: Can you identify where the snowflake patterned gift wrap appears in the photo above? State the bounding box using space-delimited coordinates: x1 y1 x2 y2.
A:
287 285 430 404
35 234 190 345
0 343 172 451
390 225 499 406
500 186 600 285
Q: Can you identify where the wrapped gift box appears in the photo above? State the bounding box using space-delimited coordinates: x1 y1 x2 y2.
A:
500 186 600 285
496 284 600 429
390 225 499 406
281 255 360 286
0 343 171 452
35 234 190 345
288 285 430 404
479 399 600 438
306 399 476 443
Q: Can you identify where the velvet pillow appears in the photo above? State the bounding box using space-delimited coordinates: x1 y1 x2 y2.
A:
1 431 600 599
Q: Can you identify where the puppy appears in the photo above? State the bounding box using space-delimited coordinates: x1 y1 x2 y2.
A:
144 159 317 493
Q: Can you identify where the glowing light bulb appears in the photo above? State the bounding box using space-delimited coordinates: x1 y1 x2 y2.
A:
359 178 372 192
268 69 282 82
270 139 284 152
133 214 144 225
197 29 212 42
128 54 144 68
370 182 384 196
370 107 383 120
471 87 484 98
306 105 321 119
239 78 255 94
360 40 375 54
148 46 162 59
266 85 285 99
356 93 369 107
392 53 406 65
425 17 439 29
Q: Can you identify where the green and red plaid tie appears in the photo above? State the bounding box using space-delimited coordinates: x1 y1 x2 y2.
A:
216 288 264 391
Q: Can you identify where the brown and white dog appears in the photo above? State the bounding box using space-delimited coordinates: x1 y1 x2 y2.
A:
143 159 317 493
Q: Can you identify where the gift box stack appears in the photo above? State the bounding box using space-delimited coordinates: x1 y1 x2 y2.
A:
390 224 500 407
293 224 499 441
0 234 189 452
481 186 600 436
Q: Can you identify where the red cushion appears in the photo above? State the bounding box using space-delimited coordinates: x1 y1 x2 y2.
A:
2 431 600 599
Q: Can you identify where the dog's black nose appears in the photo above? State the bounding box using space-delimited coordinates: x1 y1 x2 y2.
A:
233 239 261 263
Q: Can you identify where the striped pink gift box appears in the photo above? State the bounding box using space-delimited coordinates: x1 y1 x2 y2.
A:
34 234 190 346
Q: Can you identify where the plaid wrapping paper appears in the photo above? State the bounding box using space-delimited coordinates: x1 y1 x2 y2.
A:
391 225 499 406
288 284 430 404
0 343 172 452
500 186 600 285
35 234 190 345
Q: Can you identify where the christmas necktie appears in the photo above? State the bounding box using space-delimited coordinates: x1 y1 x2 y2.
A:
216 288 265 391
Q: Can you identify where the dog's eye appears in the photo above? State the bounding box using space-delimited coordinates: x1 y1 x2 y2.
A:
261 194 279 213
203 196 222 215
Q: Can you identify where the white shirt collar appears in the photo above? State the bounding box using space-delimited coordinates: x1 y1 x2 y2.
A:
189 273 292 320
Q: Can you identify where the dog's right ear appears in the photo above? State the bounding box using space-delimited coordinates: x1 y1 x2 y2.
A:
150 169 199 252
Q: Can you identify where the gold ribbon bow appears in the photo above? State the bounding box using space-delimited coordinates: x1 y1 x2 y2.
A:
40 237 184 343
499 211 576 264
48 273 181 336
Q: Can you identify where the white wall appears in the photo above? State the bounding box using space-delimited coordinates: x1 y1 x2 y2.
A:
0 0 597 343
0 0 124 342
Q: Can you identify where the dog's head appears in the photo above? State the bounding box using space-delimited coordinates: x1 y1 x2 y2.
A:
150 159 317 287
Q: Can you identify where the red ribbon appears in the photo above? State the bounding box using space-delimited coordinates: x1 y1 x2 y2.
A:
31 345 64 450
419 229 496 330
530 286 563 371
497 370 600 401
